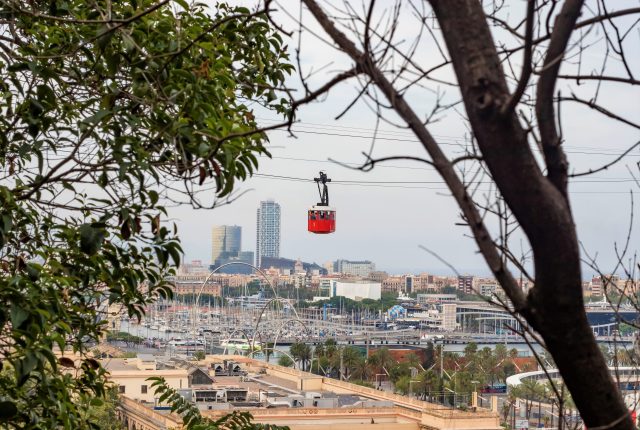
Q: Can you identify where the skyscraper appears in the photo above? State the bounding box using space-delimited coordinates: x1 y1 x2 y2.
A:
211 225 241 265
210 225 253 274
256 200 281 268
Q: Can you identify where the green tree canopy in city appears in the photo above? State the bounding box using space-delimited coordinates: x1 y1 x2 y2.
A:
303 291 398 313
277 355 294 368
0 0 292 428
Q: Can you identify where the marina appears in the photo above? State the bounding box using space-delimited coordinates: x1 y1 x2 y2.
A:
111 294 638 359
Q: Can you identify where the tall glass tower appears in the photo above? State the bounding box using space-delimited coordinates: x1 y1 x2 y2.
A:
211 225 241 265
256 200 281 268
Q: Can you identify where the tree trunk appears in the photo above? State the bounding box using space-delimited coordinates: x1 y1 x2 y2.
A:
429 1 631 428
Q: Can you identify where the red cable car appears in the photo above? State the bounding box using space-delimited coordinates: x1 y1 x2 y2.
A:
308 171 336 234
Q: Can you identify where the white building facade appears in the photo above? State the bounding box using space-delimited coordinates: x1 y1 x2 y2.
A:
330 280 381 301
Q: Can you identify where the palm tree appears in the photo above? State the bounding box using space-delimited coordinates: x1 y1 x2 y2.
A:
405 352 422 370
509 348 519 360
511 379 546 420
394 375 412 395
369 347 395 375
314 355 331 376
494 344 508 362
463 342 478 359
290 342 312 371
324 338 337 355
417 369 441 401
314 343 325 358
263 342 275 362
340 346 362 380
350 356 371 382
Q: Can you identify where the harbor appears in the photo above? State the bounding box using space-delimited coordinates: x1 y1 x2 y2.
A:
110 293 638 359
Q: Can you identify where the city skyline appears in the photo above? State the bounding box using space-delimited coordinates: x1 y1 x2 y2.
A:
185 195 629 277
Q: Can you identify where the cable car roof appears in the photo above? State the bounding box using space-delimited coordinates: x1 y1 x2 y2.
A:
308 205 336 211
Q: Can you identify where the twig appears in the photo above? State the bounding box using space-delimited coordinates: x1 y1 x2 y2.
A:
418 245 460 277
570 141 640 177
502 0 536 115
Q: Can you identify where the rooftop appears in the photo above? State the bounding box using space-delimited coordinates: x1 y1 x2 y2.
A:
112 354 501 430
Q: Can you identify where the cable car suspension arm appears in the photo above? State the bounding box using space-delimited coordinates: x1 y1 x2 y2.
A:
314 171 331 206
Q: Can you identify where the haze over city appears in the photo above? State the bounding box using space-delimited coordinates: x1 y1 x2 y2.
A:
165 0 640 277
172 103 640 276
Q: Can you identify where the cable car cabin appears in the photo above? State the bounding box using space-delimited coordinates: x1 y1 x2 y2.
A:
308 206 336 234
308 171 336 234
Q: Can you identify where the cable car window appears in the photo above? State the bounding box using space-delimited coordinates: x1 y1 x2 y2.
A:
320 212 325 219
310 212 316 220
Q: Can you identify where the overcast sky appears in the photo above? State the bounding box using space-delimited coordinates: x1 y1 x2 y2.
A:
169 1 640 277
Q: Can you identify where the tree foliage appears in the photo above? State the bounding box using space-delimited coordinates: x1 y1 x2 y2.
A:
0 0 292 428
302 292 398 312
277 355 294 368
80 388 124 430
289 342 312 371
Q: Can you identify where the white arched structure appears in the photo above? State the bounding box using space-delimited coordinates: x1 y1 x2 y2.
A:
506 366 640 389
190 262 279 346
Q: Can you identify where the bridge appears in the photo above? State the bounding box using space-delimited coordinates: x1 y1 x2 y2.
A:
211 330 634 349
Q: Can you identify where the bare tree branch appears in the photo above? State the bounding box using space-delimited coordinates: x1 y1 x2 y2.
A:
535 0 584 198
502 0 536 115
570 141 640 177
559 95 640 131
553 74 640 86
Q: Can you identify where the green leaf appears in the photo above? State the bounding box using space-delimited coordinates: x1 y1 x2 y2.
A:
148 190 159 205
96 25 114 51
10 306 29 329
173 0 189 10
79 224 105 255
84 109 112 125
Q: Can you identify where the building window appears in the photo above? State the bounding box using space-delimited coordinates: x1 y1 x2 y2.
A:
141 385 147 394
119 385 125 394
